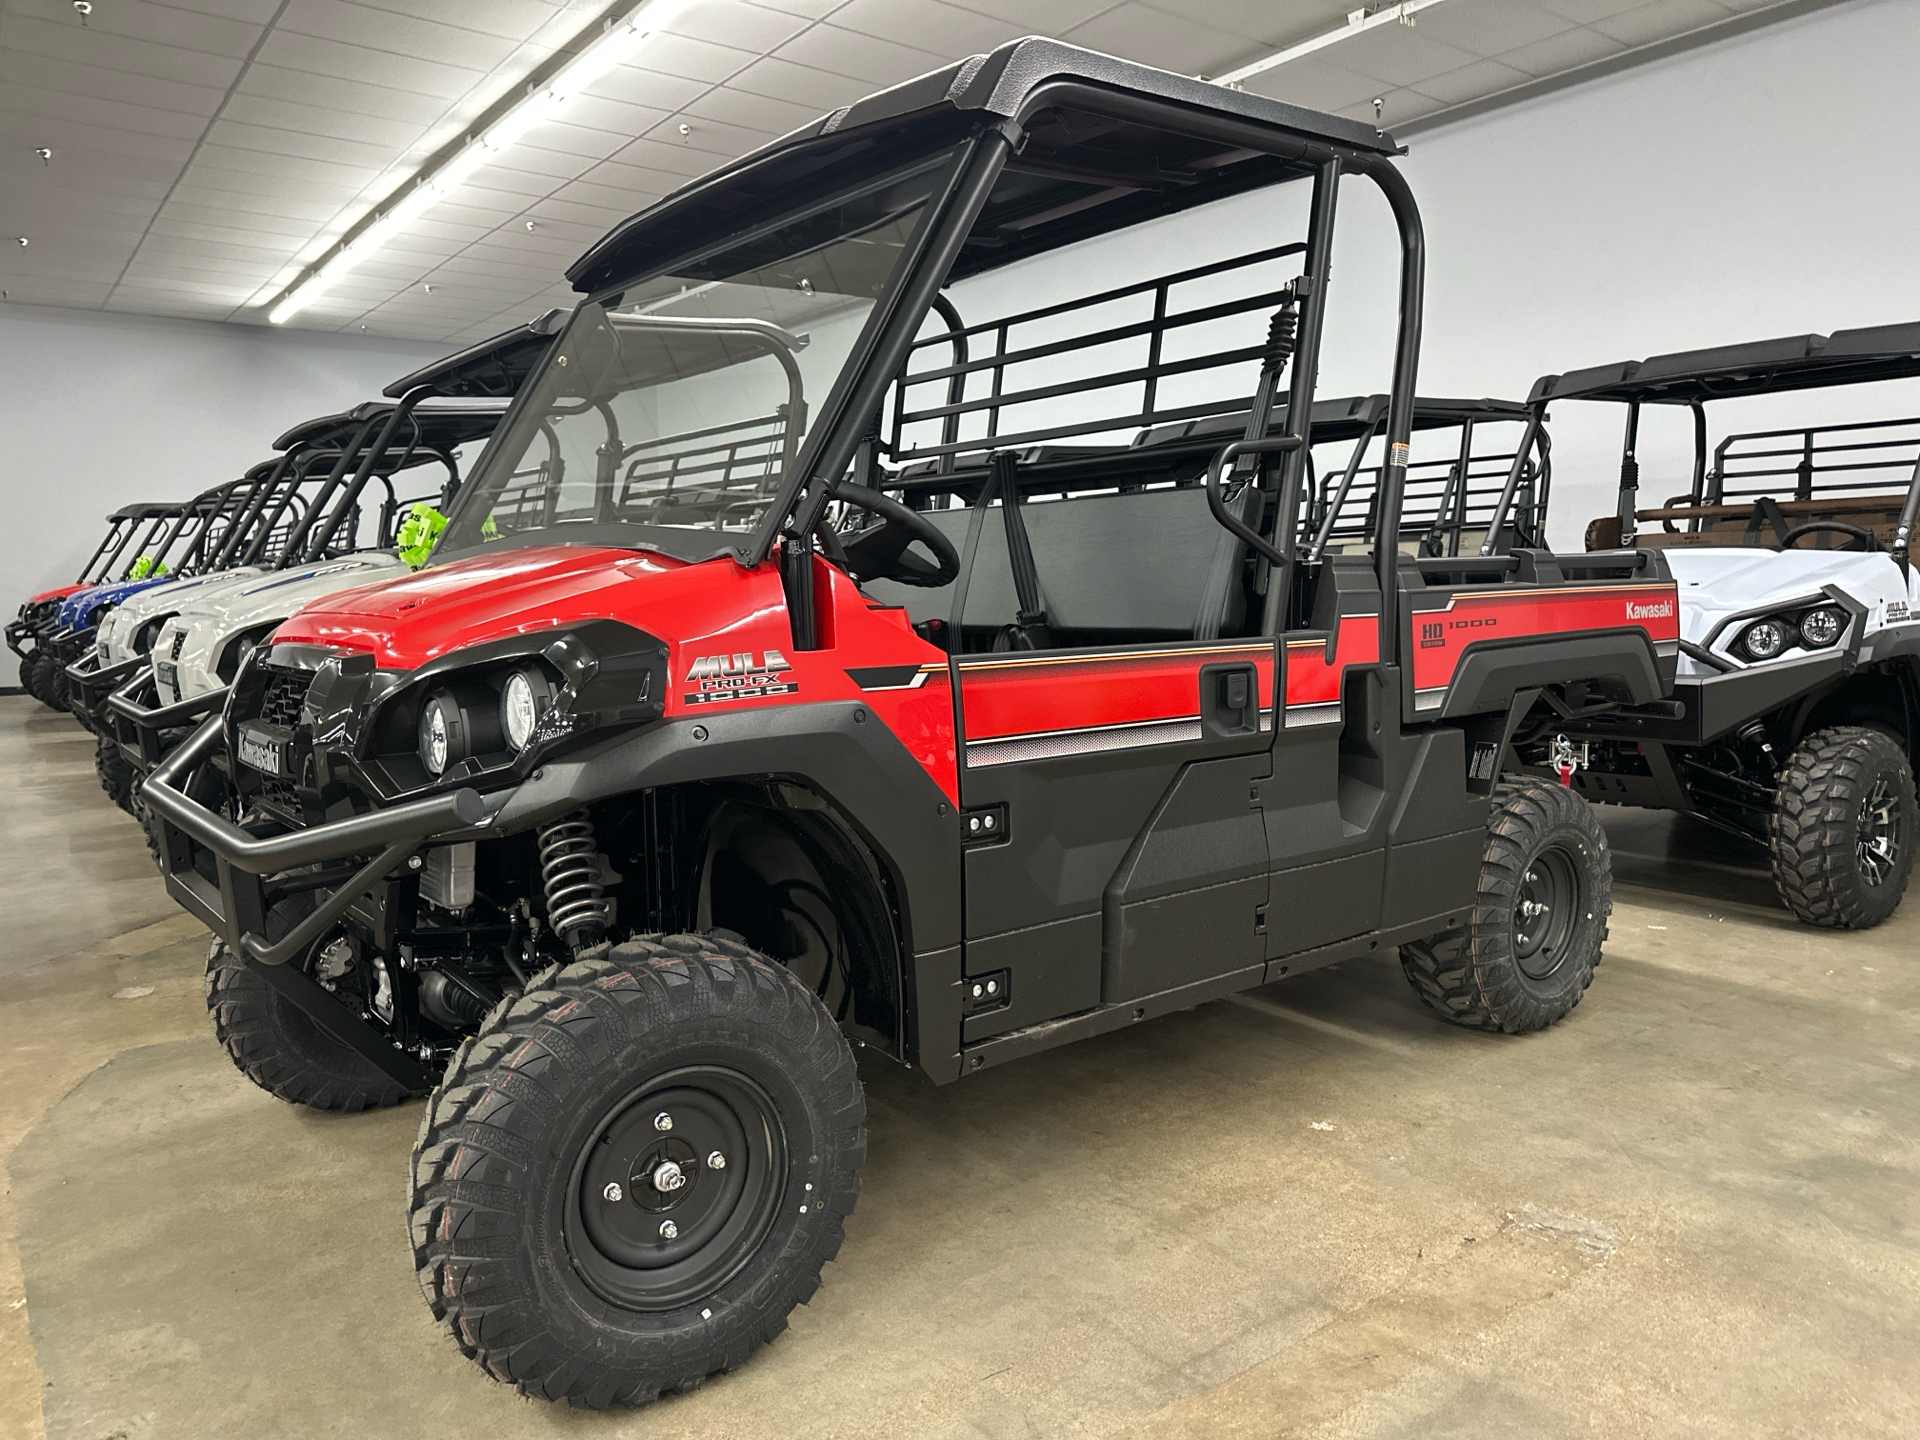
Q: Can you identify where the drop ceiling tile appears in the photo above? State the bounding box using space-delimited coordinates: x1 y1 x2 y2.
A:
150 211 318 245
616 32 759 86
133 232 299 265
0 280 117 306
342 0 575 44
1592 0 1735 47
596 143 715 185
1495 24 1628 77
27 0 268 56
445 169 559 206
253 30 485 102
0 50 226 117
1169 0 1349 46
748 0 855 18
0 80 212 141
1065 3 1251 75
1318 22 1483 87
772 22 945 85
1527 0 1650 21
1242 58 1388 115
0 110 196 165
540 93 674 143
679 84 823 138
1409 56 1544 106
190 142 380 190
156 0 288 22
275 0 525 73
641 114 776 163
235 63 451 126
551 178 668 215
4 13 249 88
0 145 183 186
166 183 342 223
505 119 638 165
946 0 1121 29
829 0 1022 55
717 54 860 110
218 93 427 150
588 64 714 116
662 0 816 53
7 184 162 225
1401 0 1579 57
523 196 635 231
204 119 402 170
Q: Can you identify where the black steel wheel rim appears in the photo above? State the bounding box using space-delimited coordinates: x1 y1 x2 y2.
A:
1513 845 1579 981
1857 776 1902 888
567 1064 788 1313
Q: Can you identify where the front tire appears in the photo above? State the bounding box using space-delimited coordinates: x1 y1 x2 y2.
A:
1399 778 1611 1033
409 934 865 1409
94 733 136 813
30 652 63 711
1770 725 1915 929
205 893 425 1112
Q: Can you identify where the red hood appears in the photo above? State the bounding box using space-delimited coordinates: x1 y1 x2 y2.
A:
29 584 87 605
272 544 766 670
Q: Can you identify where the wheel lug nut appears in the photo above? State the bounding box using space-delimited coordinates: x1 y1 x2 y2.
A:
707 1150 726 1170
659 1220 678 1240
603 1182 623 1202
653 1111 673 1131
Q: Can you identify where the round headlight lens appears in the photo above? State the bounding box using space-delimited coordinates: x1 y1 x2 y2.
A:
1742 618 1790 660
420 703 449 776
1799 607 1844 647
502 670 539 750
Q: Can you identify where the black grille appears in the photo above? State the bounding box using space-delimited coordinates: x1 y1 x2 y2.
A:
168 629 186 660
258 666 312 728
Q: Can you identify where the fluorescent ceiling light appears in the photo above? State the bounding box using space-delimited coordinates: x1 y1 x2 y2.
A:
1213 0 1448 89
268 0 696 326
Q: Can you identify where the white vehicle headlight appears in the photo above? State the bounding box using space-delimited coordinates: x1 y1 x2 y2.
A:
1741 618 1789 660
502 671 539 750
1798 607 1844 647
420 703 450 776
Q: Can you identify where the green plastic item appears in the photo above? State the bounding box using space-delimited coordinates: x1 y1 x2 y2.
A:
127 555 167 580
481 513 500 542
396 503 448 570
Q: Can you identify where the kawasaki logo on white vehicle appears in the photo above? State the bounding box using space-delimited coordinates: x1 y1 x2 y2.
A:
1626 599 1674 621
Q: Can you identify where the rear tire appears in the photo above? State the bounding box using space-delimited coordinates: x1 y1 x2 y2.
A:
1770 725 1914 929
1399 777 1611 1033
205 893 424 1112
409 934 865 1409
94 733 135 813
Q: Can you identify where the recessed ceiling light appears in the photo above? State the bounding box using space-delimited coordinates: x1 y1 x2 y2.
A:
268 0 698 326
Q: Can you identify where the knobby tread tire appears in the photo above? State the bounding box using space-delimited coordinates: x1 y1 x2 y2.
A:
1399 777 1611 1034
1769 725 1915 929
94 732 136 813
30 653 64 711
408 933 865 1410
204 895 424 1112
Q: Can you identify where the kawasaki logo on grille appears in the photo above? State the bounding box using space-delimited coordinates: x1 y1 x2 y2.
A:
1626 599 1675 621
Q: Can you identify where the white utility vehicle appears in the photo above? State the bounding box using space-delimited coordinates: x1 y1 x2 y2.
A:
1511 324 1920 927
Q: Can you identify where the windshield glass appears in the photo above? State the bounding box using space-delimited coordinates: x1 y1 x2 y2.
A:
438 158 952 561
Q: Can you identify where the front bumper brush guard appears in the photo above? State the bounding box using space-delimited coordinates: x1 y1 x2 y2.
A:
143 717 489 1089
106 664 226 772
67 652 147 729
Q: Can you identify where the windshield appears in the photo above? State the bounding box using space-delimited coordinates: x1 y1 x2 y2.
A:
438 159 951 561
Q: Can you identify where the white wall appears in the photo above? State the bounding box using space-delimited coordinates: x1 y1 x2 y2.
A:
950 0 1920 547
1 307 446 606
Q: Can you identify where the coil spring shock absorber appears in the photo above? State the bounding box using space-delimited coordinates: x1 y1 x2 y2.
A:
537 810 611 951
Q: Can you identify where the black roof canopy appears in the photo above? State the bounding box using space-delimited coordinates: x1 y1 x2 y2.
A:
567 38 1400 295
382 308 566 399
270 399 507 458
1531 321 1920 406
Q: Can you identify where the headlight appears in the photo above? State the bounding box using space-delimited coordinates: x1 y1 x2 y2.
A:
417 687 502 777
500 667 555 751
1799 607 1844 647
1741 618 1789 660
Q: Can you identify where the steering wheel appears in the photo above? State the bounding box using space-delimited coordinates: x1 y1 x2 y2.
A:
829 482 961 588
1779 520 1878 552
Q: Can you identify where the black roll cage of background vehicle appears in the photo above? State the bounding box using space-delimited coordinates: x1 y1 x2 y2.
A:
1527 321 1920 562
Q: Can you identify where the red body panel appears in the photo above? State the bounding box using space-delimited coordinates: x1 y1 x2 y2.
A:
28 584 87 605
275 547 960 804
1409 583 1680 696
1285 614 1381 711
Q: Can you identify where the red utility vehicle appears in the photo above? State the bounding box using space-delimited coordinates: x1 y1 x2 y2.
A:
147 41 1680 1408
